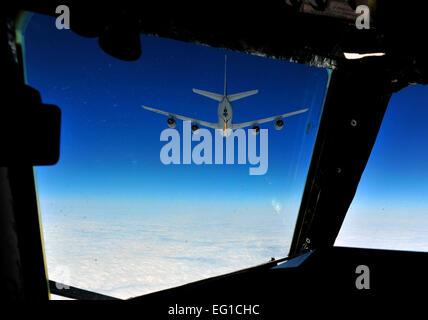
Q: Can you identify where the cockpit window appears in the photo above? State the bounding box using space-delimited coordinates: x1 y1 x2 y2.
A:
23 13 329 298
335 84 428 252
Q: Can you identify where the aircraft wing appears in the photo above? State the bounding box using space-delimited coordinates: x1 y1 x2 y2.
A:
231 108 309 130
142 106 221 129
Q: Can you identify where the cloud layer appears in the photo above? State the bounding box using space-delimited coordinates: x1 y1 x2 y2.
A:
42 211 291 299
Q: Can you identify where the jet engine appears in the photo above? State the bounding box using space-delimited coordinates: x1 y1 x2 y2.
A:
275 119 284 130
191 124 199 134
167 118 176 128
252 125 260 135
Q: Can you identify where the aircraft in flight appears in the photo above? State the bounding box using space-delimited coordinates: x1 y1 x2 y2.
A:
142 56 308 136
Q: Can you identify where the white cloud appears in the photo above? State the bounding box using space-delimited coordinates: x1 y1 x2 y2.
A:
335 207 428 252
42 212 291 299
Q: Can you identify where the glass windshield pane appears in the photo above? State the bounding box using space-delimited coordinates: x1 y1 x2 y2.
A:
336 84 428 252
24 13 329 299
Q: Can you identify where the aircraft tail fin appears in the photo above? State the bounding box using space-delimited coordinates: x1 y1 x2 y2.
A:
227 89 258 102
192 88 224 101
192 55 257 102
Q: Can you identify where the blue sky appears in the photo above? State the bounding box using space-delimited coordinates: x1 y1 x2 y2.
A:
25 14 327 219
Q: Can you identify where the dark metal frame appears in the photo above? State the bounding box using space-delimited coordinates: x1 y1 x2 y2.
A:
1 1 428 300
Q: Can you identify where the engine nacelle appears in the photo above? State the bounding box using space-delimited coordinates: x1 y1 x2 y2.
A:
251 125 260 135
191 124 199 134
275 119 284 130
167 118 176 128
